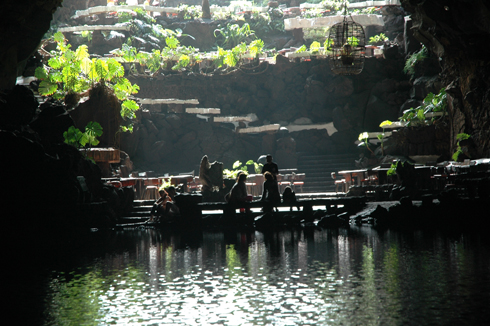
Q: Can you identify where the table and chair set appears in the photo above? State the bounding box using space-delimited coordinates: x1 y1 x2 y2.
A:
106 170 307 201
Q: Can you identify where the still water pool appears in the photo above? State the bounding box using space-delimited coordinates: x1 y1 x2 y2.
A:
38 226 490 325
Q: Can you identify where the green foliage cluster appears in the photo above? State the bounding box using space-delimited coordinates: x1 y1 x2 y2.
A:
387 161 403 176
351 6 378 15
117 40 198 74
452 133 471 161
35 32 140 132
303 27 330 44
404 45 428 77
178 4 203 20
302 8 326 18
223 160 263 179
296 45 307 53
246 10 285 39
346 36 359 47
399 88 447 127
114 35 263 75
214 23 256 49
63 121 103 150
320 0 344 14
368 33 388 45
116 8 194 51
213 40 264 69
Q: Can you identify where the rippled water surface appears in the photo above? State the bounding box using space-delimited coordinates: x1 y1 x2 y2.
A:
37 227 490 325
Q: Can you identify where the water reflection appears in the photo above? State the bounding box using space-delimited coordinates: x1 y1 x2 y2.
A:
43 227 490 325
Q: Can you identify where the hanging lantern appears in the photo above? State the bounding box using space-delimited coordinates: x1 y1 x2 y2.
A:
326 4 366 75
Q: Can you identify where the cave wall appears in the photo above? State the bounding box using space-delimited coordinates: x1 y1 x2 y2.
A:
401 0 490 158
1 0 64 90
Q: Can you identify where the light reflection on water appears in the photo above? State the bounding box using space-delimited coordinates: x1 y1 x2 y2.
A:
44 227 490 326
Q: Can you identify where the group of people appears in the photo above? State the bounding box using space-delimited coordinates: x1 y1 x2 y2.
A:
148 185 180 223
149 154 297 222
226 154 299 212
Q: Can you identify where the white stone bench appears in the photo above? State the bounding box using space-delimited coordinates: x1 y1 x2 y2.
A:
186 108 221 114
136 98 199 105
57 25 131 33
214 113 258 129
236 124 280 134
286 122 337 136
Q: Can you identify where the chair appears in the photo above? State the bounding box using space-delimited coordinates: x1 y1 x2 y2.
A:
188 177 202 192
246 182 258 197
143 185 159 200
143 178 160 200
335 179 346 192
292 181 304 193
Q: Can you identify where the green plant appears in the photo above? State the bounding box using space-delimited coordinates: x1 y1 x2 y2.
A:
159 178 172 191
302 8 324 18
63 121 103 149
117 11 135 23
245 10 284 40
452 133 471 161
310 41 321 53
324 38 334 51
304 27 329 44
224 43 247 67
358 132 374 155
214 23 256 49
368 33 388 45
296 45 307 53
347 36 359 47
320 0 343 14
378 120 392 156
351 6 378 15
246 160 263 174
387 160 401 176
212 41 261 70
36 32 140 132
223 160 249 179
399 88 447 127
178 4 202 20
172 54 191 71
422 88 447 114
223 159 263 179
404 45 428 77
248 39 264 57
81 31 93 43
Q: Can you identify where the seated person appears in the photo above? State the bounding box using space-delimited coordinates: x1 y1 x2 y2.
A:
148 187 178 222
226 172 251 212
261 171 281 212
164 185 180 215
282 186 300 211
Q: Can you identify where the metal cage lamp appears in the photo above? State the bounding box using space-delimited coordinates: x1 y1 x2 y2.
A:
327 4 366 75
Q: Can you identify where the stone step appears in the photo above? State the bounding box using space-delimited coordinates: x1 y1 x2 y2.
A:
120 211 151 219
297 152 358 192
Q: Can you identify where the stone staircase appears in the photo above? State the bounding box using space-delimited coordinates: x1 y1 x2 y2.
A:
297 152 359 193
118 200 154 224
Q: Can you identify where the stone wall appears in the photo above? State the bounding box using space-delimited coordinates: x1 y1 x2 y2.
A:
120 53 416 173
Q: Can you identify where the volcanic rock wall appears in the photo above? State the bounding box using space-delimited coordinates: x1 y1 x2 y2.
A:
401 0 490 158
121 53 415 173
